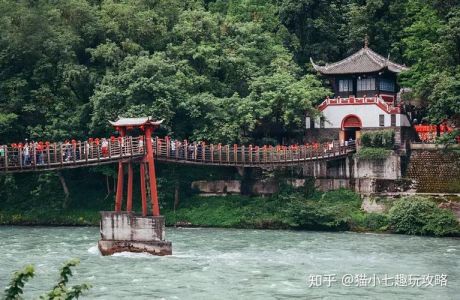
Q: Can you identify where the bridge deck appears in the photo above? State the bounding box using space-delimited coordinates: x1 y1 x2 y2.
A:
0 136 355 172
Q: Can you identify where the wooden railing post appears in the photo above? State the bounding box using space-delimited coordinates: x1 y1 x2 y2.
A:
202 142 206 162
120 138 124 158
184 140 188 160
83 141 88 162
166 136 170 158
226 145 230 162
155 137 159 157
210 144 214 163
218 144 222 163
130 136 134 157
4 147 8 171
19 147 23 169
47 144 51 167
175 141 179 159
32 143 36 168
78 142 82 161
96 141 100 162
59 143 63 167
73 143 77 164
53 143 57 165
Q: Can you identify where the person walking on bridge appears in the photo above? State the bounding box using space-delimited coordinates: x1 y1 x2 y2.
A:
36 142 44 165
138 136 144 153
0 145 5 166
170 138 176 157
23 142 30 166
101 138 109 157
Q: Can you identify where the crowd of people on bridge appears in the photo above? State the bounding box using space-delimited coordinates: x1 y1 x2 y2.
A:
1 135 349 169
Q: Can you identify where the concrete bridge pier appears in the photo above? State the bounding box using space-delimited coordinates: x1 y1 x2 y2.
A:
98 211 172 256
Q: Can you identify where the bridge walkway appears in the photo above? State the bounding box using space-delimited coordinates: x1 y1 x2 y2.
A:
0 136 355 173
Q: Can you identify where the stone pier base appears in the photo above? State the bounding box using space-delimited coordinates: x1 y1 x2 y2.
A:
98 211 172 256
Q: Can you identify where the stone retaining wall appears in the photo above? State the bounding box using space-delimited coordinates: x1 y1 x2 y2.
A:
406 149 460 193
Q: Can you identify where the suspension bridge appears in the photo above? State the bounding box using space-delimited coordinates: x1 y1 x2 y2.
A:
0 135 355 173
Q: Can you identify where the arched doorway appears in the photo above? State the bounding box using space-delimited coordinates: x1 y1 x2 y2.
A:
341 115 362 142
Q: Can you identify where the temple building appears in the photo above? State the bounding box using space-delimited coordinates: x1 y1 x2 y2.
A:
309 42 411 144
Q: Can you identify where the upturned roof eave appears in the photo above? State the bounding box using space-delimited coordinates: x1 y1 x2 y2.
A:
310 47 409 75
109 116 164 127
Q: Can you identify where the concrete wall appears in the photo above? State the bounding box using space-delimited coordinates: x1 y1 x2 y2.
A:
353 153 401 180
251 179 279 195
353 178 415 194
191 180 241 195
315 178 350 191
190 154 405 196
300 158 349 179
191 179 280 196
100 212 165 242
318 104 410 128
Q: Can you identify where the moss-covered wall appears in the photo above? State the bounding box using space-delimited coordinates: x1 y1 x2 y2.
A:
406 150 460 193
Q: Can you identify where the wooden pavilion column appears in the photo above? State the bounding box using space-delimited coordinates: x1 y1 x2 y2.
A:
115 127 126 212
144 126 160 216
126 162 133 212
140 162 148 216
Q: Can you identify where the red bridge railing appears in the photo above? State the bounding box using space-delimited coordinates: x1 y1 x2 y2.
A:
0 137 144 172
152 137 355 166
0 136 355 172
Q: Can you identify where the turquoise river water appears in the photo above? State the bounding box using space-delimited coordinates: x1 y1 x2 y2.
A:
0 226 459 299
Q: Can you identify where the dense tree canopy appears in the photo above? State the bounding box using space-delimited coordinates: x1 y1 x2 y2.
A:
1 0 459 146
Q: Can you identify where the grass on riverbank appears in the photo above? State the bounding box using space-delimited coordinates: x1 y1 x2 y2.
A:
1 189 459 237
163 189 392 232
0 209 100 226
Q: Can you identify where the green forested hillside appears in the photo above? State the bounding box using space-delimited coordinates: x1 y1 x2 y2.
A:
1 0 459 145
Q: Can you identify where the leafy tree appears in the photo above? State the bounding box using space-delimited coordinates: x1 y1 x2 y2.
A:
40 259 91 300
399 0 460 124
3 259 91 300
278 0 347 64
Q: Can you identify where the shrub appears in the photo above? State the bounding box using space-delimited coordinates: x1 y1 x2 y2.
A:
284 189 362 230
360 130 395 149
362 213 389 231
354 147 391 160
436 129 460 146
388 197 460 236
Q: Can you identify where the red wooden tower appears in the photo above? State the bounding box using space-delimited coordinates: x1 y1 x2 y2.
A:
109 117 162 216
99 117 172 256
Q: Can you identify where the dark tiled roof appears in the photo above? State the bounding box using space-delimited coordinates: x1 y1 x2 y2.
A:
109 117 163 127
310 47 409 75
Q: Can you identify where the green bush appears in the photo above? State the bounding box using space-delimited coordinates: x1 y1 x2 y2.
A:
354 147 391 160
388 197 460 236
284 189 362 230
436 129 460 145
360 130 395 149
362 213 389 231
